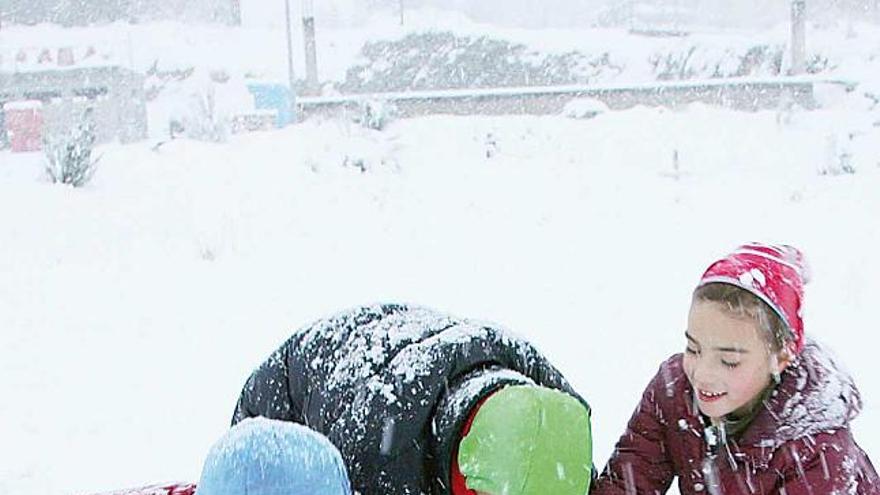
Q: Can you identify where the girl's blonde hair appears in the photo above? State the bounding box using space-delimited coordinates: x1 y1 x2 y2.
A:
693 283 793 353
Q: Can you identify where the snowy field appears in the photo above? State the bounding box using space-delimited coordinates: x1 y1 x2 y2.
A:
3 6 880 494
3 93 880 494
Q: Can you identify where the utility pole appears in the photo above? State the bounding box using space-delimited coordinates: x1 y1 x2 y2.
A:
790 0 807 75
399 0 405 26
230 0 242 26
284 0 297 111
302 0 319 95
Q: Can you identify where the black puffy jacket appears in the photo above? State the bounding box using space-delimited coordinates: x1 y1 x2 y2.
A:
233 303 589 495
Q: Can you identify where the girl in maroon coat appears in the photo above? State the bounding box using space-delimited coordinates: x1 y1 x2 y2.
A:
592 243 879 495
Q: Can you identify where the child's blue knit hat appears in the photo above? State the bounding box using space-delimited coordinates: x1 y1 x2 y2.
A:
197 417 351 495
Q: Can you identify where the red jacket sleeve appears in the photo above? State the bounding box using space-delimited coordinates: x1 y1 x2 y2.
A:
773 430 878 494
591 367 675 494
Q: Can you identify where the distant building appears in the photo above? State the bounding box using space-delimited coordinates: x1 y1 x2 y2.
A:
1 0 241 27
0 66 148 149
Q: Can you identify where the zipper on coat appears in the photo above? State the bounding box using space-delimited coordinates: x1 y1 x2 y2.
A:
702 423 724 495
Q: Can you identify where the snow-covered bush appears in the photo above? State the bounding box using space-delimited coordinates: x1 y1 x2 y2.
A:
562 98 609 119
649 47 700 80
340 31 618 93
820 133 856 176
183 84 229 143
338 31 839 94
354 99 398 131
341 151 400 173
43 116 100 187
161 70 256 143
332 128 400 173
342 154 370 172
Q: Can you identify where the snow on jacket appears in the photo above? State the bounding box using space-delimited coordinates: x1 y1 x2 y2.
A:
232 303 590 495
591 339 879 495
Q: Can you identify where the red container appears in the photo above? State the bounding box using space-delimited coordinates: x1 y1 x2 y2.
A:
3 101 44 153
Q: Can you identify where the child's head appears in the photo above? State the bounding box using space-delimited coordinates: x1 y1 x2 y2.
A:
198 417 352 495
683 243 809 422
458 385 592 495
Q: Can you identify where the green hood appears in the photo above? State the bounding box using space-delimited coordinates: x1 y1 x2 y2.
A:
457 385 592 495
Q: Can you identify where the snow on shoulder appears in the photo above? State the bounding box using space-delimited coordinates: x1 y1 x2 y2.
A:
765 339 863 449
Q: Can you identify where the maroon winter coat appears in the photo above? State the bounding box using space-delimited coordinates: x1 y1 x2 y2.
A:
592 339 879 494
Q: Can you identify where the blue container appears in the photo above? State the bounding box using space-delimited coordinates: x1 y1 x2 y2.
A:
246 83 295 127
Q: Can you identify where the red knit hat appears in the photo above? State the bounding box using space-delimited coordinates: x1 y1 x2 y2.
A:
697 243 810 354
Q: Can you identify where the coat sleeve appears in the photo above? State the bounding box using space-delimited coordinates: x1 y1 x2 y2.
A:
775 431 869 494
231 337 299 425
590 367 676 495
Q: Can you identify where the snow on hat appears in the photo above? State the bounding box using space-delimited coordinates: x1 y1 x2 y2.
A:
697 243 810 354
197 417 351 495
457 385 592 495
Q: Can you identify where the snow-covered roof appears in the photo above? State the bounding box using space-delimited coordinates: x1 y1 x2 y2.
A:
0 66 145 100
2 100 43 110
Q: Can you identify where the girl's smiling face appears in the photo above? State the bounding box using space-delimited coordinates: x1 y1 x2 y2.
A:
683 300 789 422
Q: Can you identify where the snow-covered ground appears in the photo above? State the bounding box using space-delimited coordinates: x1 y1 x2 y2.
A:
3 91 880 494
3 8 880 495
